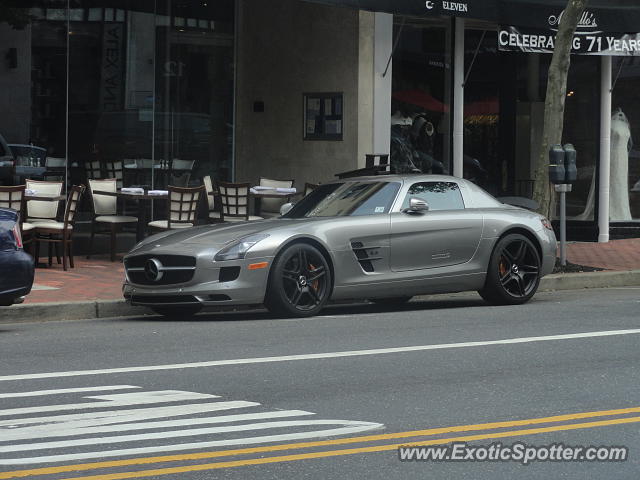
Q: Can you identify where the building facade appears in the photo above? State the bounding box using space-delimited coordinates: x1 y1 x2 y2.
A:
0 0 638 240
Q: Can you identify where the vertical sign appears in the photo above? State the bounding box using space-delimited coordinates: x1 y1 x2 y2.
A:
100 24 124 112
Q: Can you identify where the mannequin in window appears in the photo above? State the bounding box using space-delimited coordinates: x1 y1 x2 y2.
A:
570 108 633 221
610 108 632 221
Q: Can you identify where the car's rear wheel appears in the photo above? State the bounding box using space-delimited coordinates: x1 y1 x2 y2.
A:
479 233 541 305
369 296 413 305
265 243 332 317
150 305 202 318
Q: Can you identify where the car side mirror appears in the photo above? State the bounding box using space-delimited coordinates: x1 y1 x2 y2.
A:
404 197 429 214
280 202 294 216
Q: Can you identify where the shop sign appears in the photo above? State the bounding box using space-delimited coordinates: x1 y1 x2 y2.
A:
100 24 125 111
499 9 640 56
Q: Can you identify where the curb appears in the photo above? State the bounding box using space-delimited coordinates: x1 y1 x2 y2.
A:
2 270 640 324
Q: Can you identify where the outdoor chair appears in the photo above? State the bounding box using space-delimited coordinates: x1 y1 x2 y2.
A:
43 157 67 181
258 177 294 218
148 185 205 231
24 179 63 224
104 160 124 189
32 184 85 271
84 160 102 180
203 175 222 222
0 185 34 252
218 182 263 222
87 179 138 262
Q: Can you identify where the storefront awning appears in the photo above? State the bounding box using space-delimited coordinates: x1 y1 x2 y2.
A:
303 0 498 21
304 0 640 32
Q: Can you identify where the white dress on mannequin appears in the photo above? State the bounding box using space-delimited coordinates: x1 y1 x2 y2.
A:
609 109 632 221
570 109 632 221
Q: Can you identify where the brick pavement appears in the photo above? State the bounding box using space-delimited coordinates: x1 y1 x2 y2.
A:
27 256 124 304
21 239 640 305
566 238 640 271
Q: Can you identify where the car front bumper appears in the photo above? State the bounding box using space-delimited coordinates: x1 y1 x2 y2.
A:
122 250 273 309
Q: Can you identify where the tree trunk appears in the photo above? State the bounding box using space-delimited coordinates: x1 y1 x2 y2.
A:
533 0 588 218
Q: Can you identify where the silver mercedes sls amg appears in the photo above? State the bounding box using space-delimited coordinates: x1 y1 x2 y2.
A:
123 175 557 318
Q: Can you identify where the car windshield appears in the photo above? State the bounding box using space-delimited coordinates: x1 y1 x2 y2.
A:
284 181 401 218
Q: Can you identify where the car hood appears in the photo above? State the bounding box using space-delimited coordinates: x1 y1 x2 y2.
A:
134 218 318 251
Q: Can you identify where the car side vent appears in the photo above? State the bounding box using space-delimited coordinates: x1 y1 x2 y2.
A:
351 241 382 273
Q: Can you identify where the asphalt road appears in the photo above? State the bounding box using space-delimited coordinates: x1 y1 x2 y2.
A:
1 287 640 479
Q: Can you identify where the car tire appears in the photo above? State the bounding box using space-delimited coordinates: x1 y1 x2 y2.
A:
150 305 202 318
369 296 413 305
478 233 541 306
265 243 332 318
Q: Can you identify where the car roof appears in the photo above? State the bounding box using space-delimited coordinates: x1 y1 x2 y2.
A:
330 174 467 185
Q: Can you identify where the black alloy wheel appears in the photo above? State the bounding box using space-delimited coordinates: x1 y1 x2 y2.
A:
479 233 541 305
265 243 332 317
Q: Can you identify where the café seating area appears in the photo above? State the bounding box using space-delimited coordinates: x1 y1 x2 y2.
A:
1 157 313 270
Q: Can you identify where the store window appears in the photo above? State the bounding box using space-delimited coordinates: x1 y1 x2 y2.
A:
611 57 640 221
463 29 500 195
0 1 235 194
391 18 452 176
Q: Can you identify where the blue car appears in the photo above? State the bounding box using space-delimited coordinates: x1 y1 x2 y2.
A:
0 208 34 306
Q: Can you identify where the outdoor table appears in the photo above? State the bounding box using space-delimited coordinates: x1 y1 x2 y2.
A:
209 189 303 217
93 189 169 242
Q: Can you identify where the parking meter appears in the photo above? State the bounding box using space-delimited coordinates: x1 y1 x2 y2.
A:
563 143 577 183
548 143 577 268
548 145 566 184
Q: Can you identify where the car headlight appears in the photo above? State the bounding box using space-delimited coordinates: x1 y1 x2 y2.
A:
214 234 270 261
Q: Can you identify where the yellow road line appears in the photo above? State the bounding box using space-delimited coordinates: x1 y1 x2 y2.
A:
2 405 639 479
57 415 640 480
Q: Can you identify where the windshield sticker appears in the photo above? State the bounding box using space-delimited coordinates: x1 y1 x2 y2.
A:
375 207 385 213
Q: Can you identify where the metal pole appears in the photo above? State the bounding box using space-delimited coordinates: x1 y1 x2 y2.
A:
560 190 567 266
598 55 612 243
452 17 464 178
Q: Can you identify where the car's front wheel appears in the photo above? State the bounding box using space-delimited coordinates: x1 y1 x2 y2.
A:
479 233 541 305
265 243 332 317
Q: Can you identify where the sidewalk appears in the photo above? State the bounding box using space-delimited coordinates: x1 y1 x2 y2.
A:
1 239 638 323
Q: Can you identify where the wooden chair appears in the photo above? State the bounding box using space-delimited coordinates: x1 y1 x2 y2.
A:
87 179 138 262
104 160 124 189
84 160 102 180
258 177 294 218
25 179 63 224
33 184 85 271
148 185 205 231
43 156 67 181
0 185 34 252
203 175 222 223
217 182 263 222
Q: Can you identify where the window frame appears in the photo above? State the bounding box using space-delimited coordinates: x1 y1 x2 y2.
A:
397 180 466 212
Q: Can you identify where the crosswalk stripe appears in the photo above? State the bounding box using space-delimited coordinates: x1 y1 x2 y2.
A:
0 391 217 417
0 386 139 399
0 386 383 465
1 420 380 454
3 410 315 442
0 402 258 428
